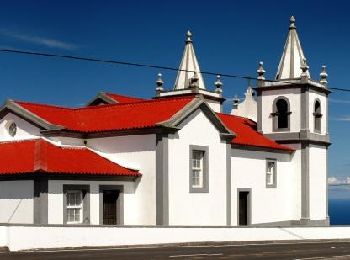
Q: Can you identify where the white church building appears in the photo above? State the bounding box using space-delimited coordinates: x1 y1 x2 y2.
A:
0 17 330 227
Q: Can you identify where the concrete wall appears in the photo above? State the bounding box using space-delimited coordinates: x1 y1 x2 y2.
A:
168 110 228 225
0 113 40 141
0 181 34 224
231 149 298 225
260 88 301 134
3 225 350 251
87 134 157 225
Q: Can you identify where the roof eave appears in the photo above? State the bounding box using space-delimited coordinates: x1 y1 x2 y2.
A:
0 100 64 131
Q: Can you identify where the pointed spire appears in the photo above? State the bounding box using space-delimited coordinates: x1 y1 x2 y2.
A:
320 65 328 86
173 30 206 90
275 16 310 80
155 73 164 96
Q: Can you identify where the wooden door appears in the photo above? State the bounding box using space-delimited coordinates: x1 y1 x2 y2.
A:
239 191 249 226
103 190 119 225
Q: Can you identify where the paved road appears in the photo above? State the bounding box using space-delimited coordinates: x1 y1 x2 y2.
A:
2 240 350 259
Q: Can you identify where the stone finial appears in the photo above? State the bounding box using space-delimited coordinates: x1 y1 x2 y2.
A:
186 30 192 43
232 95 240 109
189 71 199 90
257 61 265 87
289 16 296 29
320 65 328 86
155 73 164 96
214 75 223 94
300 58 309 82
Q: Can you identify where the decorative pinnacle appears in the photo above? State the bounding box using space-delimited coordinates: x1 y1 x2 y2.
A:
289 16 296 29
155 73 164 92
186 30 192 43
301 58 309 77
232 95 240 109
214 75 223 94
320 65 328 85
257 61 265 81
189 71 199 88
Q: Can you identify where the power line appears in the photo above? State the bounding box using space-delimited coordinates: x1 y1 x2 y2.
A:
0 48 257 80
0 48 350 93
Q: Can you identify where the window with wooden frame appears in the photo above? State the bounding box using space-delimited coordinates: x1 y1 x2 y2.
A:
189 145 209 193
66 190 83 224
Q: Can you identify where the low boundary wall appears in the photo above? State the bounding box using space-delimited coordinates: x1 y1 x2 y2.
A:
1 225 350 252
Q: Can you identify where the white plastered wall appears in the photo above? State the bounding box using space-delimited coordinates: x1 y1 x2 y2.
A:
308 90 328 135
231 148 299 225
261 89 301 134
47 136 85 146
204 100 221 113
48 180 137 225
0 181 34 224
86 134 156 225
168 110 227 225
0 113 40 142
309 144 327 220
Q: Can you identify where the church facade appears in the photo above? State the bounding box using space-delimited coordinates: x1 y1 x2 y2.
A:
0 17 330 227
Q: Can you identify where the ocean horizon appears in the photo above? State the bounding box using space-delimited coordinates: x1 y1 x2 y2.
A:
329 199 350 225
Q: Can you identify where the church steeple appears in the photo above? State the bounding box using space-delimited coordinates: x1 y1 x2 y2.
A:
173 30 206 90
275 16 310 80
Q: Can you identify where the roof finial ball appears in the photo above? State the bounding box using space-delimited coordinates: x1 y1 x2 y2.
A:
186 30 192 43
214 75 223 95
320 65 328 86
257 61 265 87
289 15 296 29
155 73 164 97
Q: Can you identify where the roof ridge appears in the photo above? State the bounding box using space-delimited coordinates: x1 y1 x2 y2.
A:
14 95 196 112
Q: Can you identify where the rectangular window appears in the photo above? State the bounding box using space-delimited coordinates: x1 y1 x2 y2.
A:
192 150 204 188
63 185 90 225
266 159 277 188
189 145 209 193
66 190 83 224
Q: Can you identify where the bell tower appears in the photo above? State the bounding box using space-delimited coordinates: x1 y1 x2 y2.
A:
255 17 331 225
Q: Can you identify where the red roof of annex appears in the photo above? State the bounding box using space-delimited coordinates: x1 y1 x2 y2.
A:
0 139 140 176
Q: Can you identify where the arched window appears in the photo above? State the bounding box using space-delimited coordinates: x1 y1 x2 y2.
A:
273 97 291 131
314 100 322 132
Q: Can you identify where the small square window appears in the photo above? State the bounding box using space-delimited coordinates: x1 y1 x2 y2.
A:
266 159 277 188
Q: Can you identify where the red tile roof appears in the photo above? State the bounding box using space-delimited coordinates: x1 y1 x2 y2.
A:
104 93 147 103
217 113 294 152
14 96 195 132
0 139 140 176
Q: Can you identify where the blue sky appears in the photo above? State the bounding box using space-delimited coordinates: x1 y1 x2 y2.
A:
0 0 349 181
